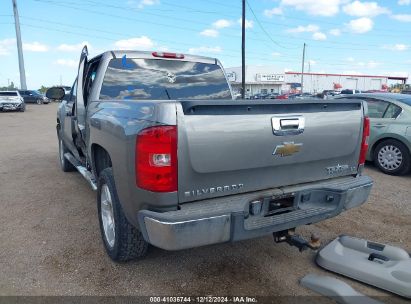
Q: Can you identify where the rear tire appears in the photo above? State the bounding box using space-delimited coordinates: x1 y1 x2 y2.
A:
97 168 148 262
373 139 411 176
58 137 75 172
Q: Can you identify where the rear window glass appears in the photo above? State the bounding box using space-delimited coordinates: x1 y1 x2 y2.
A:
0 92 18 96
100 58 232 100
396 96 411 106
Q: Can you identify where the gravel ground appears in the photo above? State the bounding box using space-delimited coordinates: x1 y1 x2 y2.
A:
0 104 410 302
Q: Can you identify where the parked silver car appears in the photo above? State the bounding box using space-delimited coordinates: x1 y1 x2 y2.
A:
0 91 25 112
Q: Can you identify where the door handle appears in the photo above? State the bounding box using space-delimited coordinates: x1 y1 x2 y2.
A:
272 116 305 136
374 124 386 128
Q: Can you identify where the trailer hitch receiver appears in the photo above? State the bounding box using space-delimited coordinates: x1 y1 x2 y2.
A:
273 230 321 252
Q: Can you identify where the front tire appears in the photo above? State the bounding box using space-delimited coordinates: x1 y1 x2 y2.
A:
97 168 148 262
36 99 43 105
373 139 411 175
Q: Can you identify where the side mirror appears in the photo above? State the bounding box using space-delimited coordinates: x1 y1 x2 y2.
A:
46 87 65 101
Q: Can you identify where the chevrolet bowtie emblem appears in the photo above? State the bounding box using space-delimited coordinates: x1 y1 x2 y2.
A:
273 142 303 157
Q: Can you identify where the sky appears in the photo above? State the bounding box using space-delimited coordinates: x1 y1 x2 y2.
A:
1 0 411 89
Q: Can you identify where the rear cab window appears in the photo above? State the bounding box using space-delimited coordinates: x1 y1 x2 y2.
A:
99 58 232 100
0 92 18 96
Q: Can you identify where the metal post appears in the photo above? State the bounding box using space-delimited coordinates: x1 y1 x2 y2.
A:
301 43 306 94
241 0 246 99
12 0 27 90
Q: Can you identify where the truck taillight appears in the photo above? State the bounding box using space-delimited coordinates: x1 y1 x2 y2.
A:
136 126 177 192
152 52 184 59
358 116 370 166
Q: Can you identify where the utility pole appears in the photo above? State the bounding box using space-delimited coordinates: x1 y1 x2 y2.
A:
241 0 245 99
12 0 27 90
308 60 312 94
301 43 306 93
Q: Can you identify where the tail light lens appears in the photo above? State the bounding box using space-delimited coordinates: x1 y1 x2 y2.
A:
136 126 177 192
358 116 370 166
152 52 184 59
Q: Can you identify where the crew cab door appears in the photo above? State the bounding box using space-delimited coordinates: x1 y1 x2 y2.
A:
62 79 78 154
73 46 88 156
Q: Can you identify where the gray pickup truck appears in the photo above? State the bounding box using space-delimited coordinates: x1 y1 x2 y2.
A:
47 46 373 262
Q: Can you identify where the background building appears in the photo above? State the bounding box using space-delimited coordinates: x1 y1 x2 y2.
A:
226 66 408 96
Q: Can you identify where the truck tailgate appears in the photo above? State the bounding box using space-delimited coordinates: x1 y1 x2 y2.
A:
177 100 364 203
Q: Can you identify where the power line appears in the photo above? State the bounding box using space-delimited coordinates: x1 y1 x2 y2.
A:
29 0 405 51
246 0 297 50
17 22 411 68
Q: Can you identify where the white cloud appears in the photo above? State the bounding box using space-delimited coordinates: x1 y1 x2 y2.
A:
272 52 281 56
23 42 48 52
344 57 381 69
188 46 222 54
57 41 92 52
264 7 283 17
137 0 159 9
382 44 409 51
356 60 380 68
0 38 15 55
54 59 77 68
238 18 254 29
329 28 341 36
212 19 231 29
114 36 154 50
280 0 342 16
312 32 327 40
343 1 390 17
398 0 411 5
287 24 319 33
391 14 411 22
346 17 373 33
306 59 316 65
366 61 380 68
200 29 219 37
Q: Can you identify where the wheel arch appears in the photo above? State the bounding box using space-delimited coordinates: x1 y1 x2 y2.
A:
91 143 112 178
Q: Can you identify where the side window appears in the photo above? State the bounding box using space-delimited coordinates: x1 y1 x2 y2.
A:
384 103 402 119
365 98 389 118
84 59 100 105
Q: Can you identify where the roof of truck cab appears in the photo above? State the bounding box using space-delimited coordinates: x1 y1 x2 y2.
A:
96 50 218 64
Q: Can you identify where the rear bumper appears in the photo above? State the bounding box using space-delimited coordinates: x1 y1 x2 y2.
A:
138 175 373 251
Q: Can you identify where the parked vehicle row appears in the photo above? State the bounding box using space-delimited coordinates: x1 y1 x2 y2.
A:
0 90 51 112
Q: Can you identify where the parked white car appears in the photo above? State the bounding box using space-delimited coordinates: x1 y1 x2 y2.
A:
0 91 25 112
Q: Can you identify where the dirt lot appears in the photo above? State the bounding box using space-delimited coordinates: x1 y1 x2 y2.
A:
0 103 410 301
